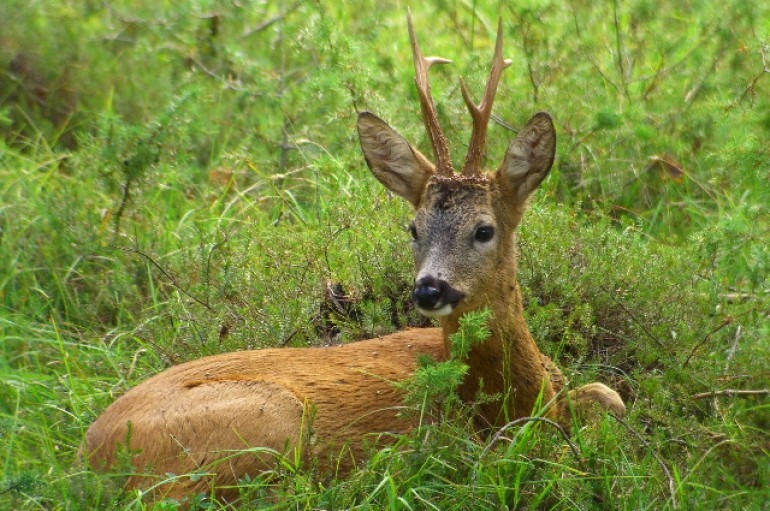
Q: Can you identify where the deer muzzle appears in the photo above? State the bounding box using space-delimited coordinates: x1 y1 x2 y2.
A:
412 275 466 318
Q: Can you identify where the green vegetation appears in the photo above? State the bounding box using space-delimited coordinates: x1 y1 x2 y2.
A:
1 0 768 509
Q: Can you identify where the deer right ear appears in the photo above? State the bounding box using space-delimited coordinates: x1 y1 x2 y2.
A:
497 112 556 206
357 111 435 207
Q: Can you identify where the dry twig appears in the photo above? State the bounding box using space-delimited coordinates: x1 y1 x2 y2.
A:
692 389 769 400
738 45 770 102
479 416 582 462
118 244 213 310
240 2 301 40
599 284 670 353
682 317 733 368
723 325 743 373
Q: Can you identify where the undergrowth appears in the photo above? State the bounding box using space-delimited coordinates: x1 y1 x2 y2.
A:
1 0 768 510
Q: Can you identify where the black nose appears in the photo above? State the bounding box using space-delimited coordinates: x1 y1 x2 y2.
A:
413 276 442 309
412 276 466 310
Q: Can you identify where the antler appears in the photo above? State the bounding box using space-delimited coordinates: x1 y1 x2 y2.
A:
408 10 454 176
460 18 512 176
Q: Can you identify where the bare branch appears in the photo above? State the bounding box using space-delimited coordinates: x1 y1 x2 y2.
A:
682 316 733 368
692 389 769 400
723 325 743 373
117 244 213 310
738 45 770 102
611 0 631 100
240 2 302 40
479 416 581 463
599 285 670 353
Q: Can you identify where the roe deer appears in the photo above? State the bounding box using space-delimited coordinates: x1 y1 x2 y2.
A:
84 14 625 502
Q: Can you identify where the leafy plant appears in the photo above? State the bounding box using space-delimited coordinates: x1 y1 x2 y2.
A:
1 0 769 509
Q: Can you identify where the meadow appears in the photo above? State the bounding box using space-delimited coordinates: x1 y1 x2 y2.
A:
1 0 768 509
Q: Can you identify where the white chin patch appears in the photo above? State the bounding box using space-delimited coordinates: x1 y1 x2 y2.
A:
417 304 454 318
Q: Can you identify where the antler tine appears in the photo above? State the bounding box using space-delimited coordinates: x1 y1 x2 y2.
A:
461 18 512 176
408 10 454 176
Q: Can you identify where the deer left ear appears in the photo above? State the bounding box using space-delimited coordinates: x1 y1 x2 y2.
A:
357 111 435 207
496 112 556 205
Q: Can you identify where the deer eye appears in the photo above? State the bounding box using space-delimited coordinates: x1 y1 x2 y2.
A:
474 225 495 242
408 222 418 241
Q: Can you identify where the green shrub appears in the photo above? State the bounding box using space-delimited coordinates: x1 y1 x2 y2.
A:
1 0 769 509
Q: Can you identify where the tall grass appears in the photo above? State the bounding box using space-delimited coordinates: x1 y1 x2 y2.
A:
1 0 768 509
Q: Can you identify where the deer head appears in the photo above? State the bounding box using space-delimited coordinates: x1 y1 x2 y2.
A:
357 14 556 319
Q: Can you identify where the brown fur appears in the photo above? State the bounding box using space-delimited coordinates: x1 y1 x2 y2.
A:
85 330 446 501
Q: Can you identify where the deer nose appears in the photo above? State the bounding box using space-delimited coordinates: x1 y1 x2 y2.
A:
412 275 466 311
413 276 442 309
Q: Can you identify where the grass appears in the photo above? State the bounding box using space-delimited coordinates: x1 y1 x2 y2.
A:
1 0 769 509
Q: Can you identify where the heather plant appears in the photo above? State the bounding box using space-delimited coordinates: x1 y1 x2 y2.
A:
1 0 768 509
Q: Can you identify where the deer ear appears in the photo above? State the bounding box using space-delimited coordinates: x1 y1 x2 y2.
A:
497 112 556 205
357 111 435 207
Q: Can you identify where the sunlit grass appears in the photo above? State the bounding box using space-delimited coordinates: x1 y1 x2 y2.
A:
1 0 769 509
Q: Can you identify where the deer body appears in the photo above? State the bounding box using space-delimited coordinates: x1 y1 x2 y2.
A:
86 329 445 499
85 14 624 502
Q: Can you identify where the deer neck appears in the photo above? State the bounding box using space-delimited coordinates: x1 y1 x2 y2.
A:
439 243 553 427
